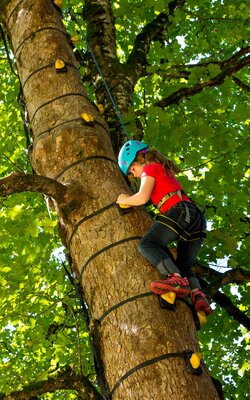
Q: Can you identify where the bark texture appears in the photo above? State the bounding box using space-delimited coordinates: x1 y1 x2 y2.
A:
1 1 219 399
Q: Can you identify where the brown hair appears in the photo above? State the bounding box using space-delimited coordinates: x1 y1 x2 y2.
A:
133 149 181 174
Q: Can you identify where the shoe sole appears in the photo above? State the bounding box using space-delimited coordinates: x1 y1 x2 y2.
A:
150 282 190 297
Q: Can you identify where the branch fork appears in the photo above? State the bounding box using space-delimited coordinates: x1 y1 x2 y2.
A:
0 171 88 211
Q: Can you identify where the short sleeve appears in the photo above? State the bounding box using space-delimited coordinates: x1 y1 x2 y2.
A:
142 163 159 178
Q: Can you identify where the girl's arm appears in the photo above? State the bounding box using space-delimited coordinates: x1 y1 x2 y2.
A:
116 176 155 206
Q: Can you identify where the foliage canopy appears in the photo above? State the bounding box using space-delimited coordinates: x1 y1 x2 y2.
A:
0 0 249 399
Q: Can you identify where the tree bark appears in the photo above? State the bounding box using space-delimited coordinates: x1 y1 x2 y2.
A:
0 1 220 399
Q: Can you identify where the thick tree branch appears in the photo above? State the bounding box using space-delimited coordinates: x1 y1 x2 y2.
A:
0 171 67 203
194 264 250 294
155 47 250 107
193 265 250 330
232 76 250 92
0 171 88 211
84 0 117 61
126 0 185 82
0 367 102 400
213 291 250 330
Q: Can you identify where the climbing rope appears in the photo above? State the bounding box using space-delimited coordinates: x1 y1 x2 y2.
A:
62 256 109 400
0 23 32 171
66 0 130 139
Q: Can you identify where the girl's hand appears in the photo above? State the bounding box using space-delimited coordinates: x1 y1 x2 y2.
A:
116 194 130 204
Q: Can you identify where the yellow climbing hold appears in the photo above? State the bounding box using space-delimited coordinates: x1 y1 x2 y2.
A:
197 311 207 325
55 59 66 70
54 0 63 7
71 35 79 44
161 291 176 304
97 104 105 114
190 352 202 369
119 204 132 209
81 113 95 123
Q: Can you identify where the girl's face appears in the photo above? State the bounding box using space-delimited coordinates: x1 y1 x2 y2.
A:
128 162 144 178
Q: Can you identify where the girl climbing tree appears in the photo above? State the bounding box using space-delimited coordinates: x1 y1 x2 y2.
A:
0 0 249 399
117 140 213 317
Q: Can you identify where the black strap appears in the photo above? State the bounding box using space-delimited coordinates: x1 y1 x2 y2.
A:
91 292 154 399
15 27 68 54
110 351 197 395
22 62 78 88
68 201 117 249
35 117 83 140
80 236 142 279
30 92 89 122
55 155 117 180
62 261 89 323
7 0 24 26
34 117 109 142
97 292 153 323
90 322 110 399
156 214 206 241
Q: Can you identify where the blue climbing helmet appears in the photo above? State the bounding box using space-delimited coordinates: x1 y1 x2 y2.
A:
118 140 148 175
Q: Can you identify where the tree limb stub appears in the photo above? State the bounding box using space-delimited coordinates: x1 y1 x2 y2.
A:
0 171 86 210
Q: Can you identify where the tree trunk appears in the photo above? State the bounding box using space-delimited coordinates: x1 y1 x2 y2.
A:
0 1 220 399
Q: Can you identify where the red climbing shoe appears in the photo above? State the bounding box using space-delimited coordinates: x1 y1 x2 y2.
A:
191 290 213 315
150 274 191 297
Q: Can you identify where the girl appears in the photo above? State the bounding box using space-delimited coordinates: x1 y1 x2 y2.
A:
117 140 212 315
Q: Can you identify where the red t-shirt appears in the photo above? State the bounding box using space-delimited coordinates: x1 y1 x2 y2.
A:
141 162 191 213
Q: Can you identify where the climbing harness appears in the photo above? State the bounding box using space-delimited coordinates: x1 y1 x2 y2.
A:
157 189 191 223
156 189 184 210
156 212 206 242
157 191 178 210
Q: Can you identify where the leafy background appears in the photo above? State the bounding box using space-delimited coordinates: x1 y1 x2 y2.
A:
0 0 249 398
